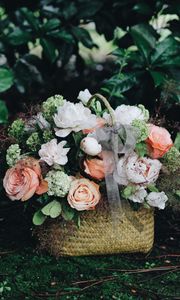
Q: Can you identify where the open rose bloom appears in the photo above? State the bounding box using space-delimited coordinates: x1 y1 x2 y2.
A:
3 91 175 227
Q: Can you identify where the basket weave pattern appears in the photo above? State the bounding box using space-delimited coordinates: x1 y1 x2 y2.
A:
36 199 154 256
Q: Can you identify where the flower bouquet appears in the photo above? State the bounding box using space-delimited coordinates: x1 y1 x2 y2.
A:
2 90 179 256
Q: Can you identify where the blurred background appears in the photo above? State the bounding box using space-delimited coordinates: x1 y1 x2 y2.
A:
0 0 179 126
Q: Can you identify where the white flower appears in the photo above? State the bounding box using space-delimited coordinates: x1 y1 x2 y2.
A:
77 89 92 105
39 138 70 166
80 137 102 156
103 104 148 125
146 192 168 209
115 152 162 187
54 101 97 137
36 113 50 130
128 187 147 203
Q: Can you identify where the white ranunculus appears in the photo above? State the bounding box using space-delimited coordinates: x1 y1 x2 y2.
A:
36 113 50 129
80 137 102 156
39 138 70 166
146 192 168 209
128 187 147 203
103 104 147 125
54 101 97 137
77 89 92 105
115 152 162 187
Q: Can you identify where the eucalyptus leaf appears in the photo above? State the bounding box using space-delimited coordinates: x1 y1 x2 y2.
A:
49 201 62 218
33 210 47 226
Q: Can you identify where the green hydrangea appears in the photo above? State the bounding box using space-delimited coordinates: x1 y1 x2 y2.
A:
162 146 180 173
26 132 41 151
132 119 149 143
42 94 64 122
43 129 54 142
46 170 71 197
138 104 149 122
8 119 25 140
6 144 21 166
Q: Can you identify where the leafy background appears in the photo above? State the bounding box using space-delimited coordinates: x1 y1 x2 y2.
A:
0 0 179 123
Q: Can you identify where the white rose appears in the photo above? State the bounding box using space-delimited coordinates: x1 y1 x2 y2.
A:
54 101 97 137
115 152 162 187
39 138 70 166
128 187 147 203
146 192 168 209
103 104 147 125
80 137 102 156
77 89 92 105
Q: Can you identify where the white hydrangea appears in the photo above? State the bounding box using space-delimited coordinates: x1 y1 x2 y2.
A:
146 192 168 209
54 101 97 137
114 152 162 187
46 170 71 197
6 144 21 167
103 104 149 125
77 89 92 105
39 138 70 166
128 187 147 203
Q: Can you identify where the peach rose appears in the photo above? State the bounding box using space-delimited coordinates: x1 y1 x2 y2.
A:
83 118 106 134
3 157 48 201
146 124 173 159
67 178 101 211
84 151 114 180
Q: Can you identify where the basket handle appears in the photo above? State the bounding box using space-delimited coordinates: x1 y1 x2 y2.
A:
87 93 116 126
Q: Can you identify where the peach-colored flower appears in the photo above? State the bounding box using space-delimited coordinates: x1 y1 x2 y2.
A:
84 151 114 180
67 178 101 211
83 118 106 134
3 157 48 201
146 124 173 159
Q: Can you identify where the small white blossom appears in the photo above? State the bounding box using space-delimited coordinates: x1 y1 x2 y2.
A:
103 104 149 125
146 192 168 209
77 89 92 105
39 138 70 166
80 137 102 156
128 187 147 203
54 101 97 137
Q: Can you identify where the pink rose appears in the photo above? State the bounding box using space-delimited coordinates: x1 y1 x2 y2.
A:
146 124 173 159
3 157 48 201
67 178 101 211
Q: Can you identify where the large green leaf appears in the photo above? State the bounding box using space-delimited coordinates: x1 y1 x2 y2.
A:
0 68 14 92
40 38 57 63
0 100 8 124
41 200 62 218
43 18 61 32
32 210 47 226
150 71 166 87
151 36 180 66
130 24 157 61
48 30 73 43
71 27 95 49
20 7 39 31
8 28 32 45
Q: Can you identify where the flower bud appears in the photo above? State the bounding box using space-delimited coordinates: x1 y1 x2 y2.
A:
80 137 102 156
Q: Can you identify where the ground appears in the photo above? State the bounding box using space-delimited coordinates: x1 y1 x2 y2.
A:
0 208 179 300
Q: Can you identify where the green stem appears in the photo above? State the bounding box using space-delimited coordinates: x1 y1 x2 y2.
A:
87 93 116 126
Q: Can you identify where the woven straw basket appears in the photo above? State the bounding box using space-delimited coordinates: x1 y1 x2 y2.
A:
36 199 154 256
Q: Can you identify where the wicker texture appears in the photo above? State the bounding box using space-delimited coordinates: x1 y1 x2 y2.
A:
36 200 154 256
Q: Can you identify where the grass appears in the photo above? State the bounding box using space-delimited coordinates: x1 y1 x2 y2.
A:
0 208 179 300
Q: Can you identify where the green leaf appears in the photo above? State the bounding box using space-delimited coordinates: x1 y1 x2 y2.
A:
135 142 147 157
0 100 8 124
41 201 55 216
49 201 62 218
8 28 32 45
62 202 75 221
43 18 61 32
150 71 166 87
33 210 47 226
40 38 57 63
147 184 159 193
130 24 157 61
71 27 95 49
20 7 39 31
77 1 103 18
0 68 14 92
174 190 180 198
48 30 73 43
174 133 180 151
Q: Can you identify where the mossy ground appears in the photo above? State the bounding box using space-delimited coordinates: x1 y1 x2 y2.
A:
0 208 179 300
